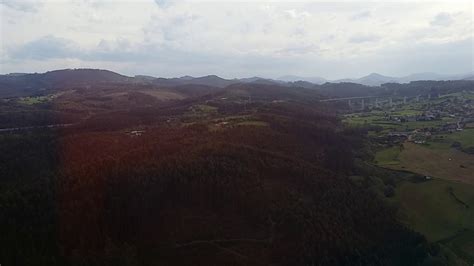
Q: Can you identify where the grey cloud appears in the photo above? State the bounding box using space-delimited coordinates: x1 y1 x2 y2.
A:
349 34 381 43
83 0 110 8
5 35 315 78
351 10 371 20
2 0 472 79
430 12 454 27
0 0 42 12
10 35 79 60
144 13 199 42
154 0 174 8
11 34 472 79
9 36 224 65
276 44 319 56
359 38 473 77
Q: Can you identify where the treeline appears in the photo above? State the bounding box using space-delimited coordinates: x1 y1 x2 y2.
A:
381 80 474 97
317 80 474 98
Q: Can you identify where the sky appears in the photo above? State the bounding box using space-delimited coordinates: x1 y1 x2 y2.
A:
0 0 473 79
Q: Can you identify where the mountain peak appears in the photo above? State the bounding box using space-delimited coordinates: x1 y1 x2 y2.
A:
365 73 390 78
178 75 195 80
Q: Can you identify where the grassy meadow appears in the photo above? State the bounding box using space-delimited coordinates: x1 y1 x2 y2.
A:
394 179 474 262
376 142 474 184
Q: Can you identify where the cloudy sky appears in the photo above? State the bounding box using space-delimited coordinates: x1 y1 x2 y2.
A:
0 0 472 79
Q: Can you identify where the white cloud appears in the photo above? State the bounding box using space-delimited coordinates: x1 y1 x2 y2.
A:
351 10 371 20
349 34 381 43
0 0 472 79
0 0 42 12
430 12 455 27
154 0 175 8
284 9 311 19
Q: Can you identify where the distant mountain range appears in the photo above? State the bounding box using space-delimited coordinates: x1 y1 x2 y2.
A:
278 75 327 85
0 69 286 98
279 72 474 86
1 68 473 98
146 71 474 88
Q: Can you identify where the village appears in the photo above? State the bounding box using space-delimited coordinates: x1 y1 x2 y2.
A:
384 93 473 144
344 91 474 146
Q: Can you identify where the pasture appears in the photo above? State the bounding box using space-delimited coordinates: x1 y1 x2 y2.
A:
377 142 474 185
394 179 474 262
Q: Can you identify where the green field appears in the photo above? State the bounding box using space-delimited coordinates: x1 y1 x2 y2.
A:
236 120 269 127
343 112 456 132
395 179 474 241
193 104 218 113
441 230 474 263
375 138 474 263
376 142 474 184
443 128 474 148
374 146 401 166
394 179 474 262
440 92 474 100
184 104 218 121
360 92 474 263
17 95 52 105
402 128 474 153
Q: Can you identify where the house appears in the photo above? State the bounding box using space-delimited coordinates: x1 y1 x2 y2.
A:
387 131 410 137
442 123 458 132
128 130 145 137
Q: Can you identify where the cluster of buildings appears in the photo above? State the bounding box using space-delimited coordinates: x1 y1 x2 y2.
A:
384 111 439 123
387 129 433 144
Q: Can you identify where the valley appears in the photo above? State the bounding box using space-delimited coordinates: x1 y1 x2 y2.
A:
343 89 474 264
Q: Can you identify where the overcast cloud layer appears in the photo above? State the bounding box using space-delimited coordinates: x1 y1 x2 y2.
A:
0 0 472 79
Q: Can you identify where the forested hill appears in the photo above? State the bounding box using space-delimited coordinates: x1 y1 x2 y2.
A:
0 79 443 265
1 68 473 99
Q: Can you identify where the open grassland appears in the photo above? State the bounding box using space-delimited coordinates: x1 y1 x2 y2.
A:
440 91 474 100
440 230 474 263
374 146 401 166
390 109 422 116
206 115 268 131
138 89 185 100
378 141 474 261
192 104 218 113
359 92 474 263
17 95 53 105
394 179 474 262
395 179 474 241
378 142 474 184
236 120 269 127
343 112 456 132
402 117 456 129
443 128 474 148
343 113 385 126
402 129 474 152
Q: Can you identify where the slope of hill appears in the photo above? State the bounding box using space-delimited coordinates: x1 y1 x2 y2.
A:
333 73 397 86
41 69 130 84
331 72 474 86
153 75 286 88
0 69 131 97
0 83 439 265
2 69 474 102
317 82 381 97
278 75 327 84
397 72 445 83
